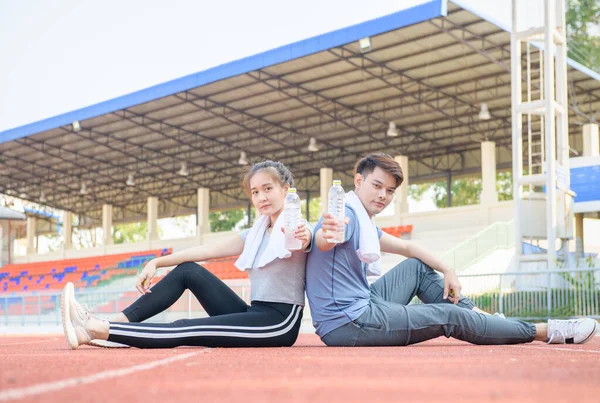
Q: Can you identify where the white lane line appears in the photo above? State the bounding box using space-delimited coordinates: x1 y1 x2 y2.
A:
0 338 60 346
0 351 204 401
523 345 600 354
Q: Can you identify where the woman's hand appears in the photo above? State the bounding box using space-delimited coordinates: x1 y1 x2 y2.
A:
136 259 158 295
281 221 312 251
295 221 312 251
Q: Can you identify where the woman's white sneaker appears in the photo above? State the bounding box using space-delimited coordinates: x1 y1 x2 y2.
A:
60 282 93 350
547 318 597 344
88 339 130 348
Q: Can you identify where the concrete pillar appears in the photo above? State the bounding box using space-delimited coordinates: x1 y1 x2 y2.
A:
26 216 36 255
147 197 159 241
583 123 599 157
197 188 210 237
320 167 333 215
480 141 498 206
446 173 453 207
102 204 113 245
575 212 584 259
394 155 409 214
63 211 73 249
575 124 600 257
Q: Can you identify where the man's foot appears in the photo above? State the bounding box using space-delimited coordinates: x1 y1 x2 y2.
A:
493 312 506 319
547 318 597 344
88 339 130 348
60 282 93 350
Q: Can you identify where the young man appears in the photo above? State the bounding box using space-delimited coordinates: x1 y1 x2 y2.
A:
306 153 597 347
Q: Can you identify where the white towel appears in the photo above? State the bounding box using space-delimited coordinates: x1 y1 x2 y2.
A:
345 191 381 276
234 213 291 271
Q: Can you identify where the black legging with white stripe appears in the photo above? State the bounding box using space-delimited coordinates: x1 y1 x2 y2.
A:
107 262 303 349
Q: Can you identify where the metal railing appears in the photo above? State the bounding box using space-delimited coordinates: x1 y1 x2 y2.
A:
441 220 514 273
1 268 599 327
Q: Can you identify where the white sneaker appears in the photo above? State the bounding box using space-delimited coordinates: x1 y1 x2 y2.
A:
547 318 598 344
88 339 130 348
60 282 93 350
493 312 506 319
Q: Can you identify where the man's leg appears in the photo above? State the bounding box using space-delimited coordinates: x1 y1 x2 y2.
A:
351 300 536 346
370 258 474 309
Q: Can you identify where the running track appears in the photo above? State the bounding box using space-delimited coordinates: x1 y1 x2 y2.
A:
1 334 599 402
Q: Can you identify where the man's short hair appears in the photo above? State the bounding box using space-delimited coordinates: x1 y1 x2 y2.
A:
354 153 404 187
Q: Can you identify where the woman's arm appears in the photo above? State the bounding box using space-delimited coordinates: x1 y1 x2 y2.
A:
153 236 244 269
136 234 245 294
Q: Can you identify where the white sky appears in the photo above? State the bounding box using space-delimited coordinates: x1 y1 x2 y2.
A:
0 0 516 133
0 0 542 217
2 0 598 255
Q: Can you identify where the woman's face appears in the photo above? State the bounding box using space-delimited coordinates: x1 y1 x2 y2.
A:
249 170 288 217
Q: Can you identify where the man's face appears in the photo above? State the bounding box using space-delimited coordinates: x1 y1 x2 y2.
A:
354 166 397 217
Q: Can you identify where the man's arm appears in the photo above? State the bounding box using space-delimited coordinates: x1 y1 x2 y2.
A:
379 232 450 273
315 213 350 252
379 232 462 303
315 228 336 252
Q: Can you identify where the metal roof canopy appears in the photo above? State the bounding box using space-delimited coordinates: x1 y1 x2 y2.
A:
0 207 26 221
0 0 599 226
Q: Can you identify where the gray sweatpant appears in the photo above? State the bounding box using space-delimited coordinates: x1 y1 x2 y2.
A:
321 258 537 346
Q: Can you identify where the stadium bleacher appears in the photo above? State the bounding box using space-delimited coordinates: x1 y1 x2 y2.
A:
0 225 410 316
381 225 413 238
0 249 173 315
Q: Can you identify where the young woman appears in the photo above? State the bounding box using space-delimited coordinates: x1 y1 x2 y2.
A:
61 160 312 349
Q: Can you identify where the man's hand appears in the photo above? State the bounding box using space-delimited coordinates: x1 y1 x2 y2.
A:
320 212 349 241
136 260 158 295
443 270 462 304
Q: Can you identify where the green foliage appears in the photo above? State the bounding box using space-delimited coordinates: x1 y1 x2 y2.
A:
113 221 149 244
566 0 600 72
496 171 513 201
209 207 257 232
305 197 322 222
208 196 323 232
470 287 600 319
409 171 513 209
408 178 481 208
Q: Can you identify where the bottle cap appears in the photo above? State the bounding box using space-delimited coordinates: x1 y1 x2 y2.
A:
288 188 297 193
332 180 341 186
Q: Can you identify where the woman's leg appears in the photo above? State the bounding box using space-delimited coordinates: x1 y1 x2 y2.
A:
89 301 303 349
120 262 249 322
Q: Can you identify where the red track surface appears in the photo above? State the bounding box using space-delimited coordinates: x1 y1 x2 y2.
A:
1 333 599 402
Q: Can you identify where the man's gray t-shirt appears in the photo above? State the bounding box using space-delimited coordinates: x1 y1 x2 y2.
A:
305 205 383 337
239 227 310 306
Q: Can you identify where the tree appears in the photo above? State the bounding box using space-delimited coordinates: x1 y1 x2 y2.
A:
408 171 513 209
566 0 600 72
496 171 513 201
209 208 246 232
113 222 150 244
208 196 323 232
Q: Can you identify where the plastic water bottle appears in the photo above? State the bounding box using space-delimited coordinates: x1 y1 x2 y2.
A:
284 188 303 251
327 180 345 243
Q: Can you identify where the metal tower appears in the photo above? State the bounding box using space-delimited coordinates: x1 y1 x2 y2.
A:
511 0 573 271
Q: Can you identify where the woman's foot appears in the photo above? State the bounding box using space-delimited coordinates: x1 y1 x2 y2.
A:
60 282 93 350
88 339 130 348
